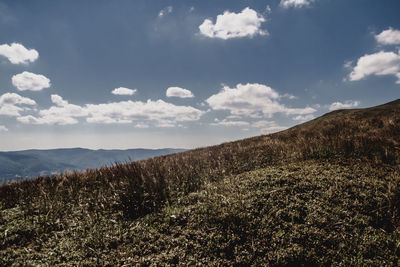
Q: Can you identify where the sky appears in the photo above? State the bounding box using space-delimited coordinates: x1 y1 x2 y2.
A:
0 0 399 151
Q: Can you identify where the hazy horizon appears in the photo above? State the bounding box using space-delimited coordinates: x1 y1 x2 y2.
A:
0 146 189 152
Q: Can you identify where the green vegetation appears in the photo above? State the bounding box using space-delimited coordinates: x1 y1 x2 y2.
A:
1 99 400 265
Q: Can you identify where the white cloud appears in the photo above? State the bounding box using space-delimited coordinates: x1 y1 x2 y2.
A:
135 123 149 129
0 92 36 106
17 114 80 125
17 94 87 125
282 93 297 100
313 104 321 109
252 120 276 128
12 71 51 91
166 87 194 98
260 126 287 134
252 120 287 134
0 43 39 64
210 119 285 130
0 105 23 117
226 115 242 120
0 125 8 132
158 6 173 17
348 51 400 84
260 122 287 134
292 114 315 121
343 60 353 70
111 87 137 96
85 116 131 124
51 94 68 106
280 0 317 8
0 93 36 116
199 7 267 40
206 83 316 118
329 100 360 111
211 119 250 127
155 120 177 128
375 27 400 45
85 99 203 125
347 29 400 84
18 95 204 127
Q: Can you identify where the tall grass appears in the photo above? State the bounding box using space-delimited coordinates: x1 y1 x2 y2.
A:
0 100 399 224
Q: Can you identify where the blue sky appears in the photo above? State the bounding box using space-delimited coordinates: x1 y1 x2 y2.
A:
0 0 399 150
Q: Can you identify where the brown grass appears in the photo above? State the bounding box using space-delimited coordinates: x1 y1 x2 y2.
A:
0 99 399 265
1 100 399 219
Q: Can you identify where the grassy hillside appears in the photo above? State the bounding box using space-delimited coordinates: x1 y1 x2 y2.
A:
1 99 399 265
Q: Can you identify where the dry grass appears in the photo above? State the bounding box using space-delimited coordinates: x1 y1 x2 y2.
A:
0 99 399 265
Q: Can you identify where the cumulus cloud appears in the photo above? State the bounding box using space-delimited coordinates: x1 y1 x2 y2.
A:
280 0 317 8
260 122 287 134
260 126 287 134
18 95 87 125
12 71 51 91
282 93 297 100
0 43 38 64
18 114 80 125
111 87 137 96
199 7 267 40
292 114 315 121
85 100 203 126
252 120 287 134
17 95 205 127
347 28 400 84
158 6 173 17
211 119 250 127
135 123 149 129
329 100 360 111
252 120 276 128
155 120 180 128
347 51 400 84
206 83 316 118
210 119 287 133
0 92 36 106
0 125 8 132
0 105 24 117
375 27 400 45
166 87 194 98
0 93 36 116
51 94 68 106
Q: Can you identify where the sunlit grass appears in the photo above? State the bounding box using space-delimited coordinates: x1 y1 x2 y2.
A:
0 99 399 265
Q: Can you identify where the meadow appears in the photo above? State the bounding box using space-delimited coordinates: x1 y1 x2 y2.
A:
1 99 399 265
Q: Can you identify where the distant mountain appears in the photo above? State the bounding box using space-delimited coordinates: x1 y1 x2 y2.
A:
0 148 185 184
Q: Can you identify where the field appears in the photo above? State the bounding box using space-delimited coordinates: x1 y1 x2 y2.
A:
1 99 399 265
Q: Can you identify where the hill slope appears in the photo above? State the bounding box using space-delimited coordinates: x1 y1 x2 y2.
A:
0 148 184 184
0 99 399 265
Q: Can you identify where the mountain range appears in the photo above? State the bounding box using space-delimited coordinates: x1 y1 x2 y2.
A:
0 148 185 184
